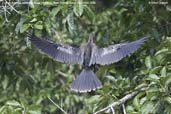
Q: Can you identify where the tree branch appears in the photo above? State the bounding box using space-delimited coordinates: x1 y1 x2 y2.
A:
122 104 126 114
110 106 115 114
5 0 20 14
94 91 139 114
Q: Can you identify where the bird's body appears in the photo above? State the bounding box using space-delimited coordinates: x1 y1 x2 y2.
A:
28 32 148 93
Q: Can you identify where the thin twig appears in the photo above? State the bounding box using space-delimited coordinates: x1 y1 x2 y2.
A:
48 97 68 114
110 106 115 114
94 91 139 114
122 104 126 114
5 0 20 14
2 2 9 22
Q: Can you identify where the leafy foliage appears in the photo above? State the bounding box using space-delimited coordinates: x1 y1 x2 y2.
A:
0 0 171 114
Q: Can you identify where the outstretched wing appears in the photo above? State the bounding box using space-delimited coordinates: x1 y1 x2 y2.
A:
92 36 148 65
28 33 83 64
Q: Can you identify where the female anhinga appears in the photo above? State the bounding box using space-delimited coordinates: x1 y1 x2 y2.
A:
28 32 148 93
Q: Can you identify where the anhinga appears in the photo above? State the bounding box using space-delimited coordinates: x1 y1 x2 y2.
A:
28 32 148 93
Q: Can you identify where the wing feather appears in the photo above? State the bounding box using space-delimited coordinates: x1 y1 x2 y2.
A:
28 33 83 64
93 36 148 65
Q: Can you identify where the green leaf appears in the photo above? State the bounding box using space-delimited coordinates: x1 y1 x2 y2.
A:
149 74 160 80
147 74 160 83
164 97 171 104
51 7 61 17
20 24 30 33
126 105 138 114
87 95 101 104
145 56 152 69
165 105 171 114
105 75 116 81
2 76 8 89
67 12 75 31
135 83 147 90
155 48 169 56
165 75 171 87
34 24 43 30
160 67 166 77
133 95 140 111
73 0 84 17
0 106 6 113
15 17 26 33
84 5 95 22
28 110 41 114
141 102 155 114
6 101 21 107
146 87 160 99
150 66 162 74
30 18 37 23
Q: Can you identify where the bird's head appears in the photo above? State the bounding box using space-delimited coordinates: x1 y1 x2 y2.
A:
88 33 94 43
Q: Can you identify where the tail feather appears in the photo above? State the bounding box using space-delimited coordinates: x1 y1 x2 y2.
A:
70 69 102 93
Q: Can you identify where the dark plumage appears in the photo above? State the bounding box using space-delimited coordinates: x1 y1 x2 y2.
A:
28 32 149 93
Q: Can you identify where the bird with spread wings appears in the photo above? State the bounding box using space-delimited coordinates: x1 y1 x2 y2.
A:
28 32 149 93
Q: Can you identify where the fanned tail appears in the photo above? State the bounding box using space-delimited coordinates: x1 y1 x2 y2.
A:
70 69 102 93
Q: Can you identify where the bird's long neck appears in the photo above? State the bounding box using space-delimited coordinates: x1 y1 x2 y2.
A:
83 43 92 68
88 33 94 44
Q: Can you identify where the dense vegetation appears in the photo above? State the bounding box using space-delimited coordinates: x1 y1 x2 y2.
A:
0 0 171 114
